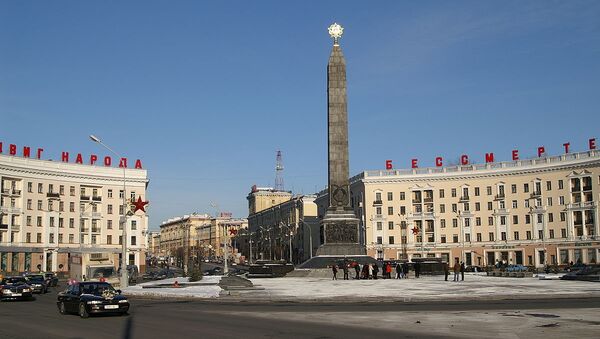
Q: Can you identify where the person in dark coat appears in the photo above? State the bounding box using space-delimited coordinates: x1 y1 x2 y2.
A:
444 262 450 281
460 261 465 281
343 263 349 280
414 261 421 278
396 262 402 279
372 263 379 279
362 263 369 279
403 262 409 278
331 265 338 280
354 262 361 279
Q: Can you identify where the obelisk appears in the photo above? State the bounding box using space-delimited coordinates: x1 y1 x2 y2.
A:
316 23 366 256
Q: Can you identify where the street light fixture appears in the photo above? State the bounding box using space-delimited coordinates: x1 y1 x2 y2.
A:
89 134 129 288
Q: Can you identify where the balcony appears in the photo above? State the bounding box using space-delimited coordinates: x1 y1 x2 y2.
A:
494 193 505 200
424 197 433 203
425 228 434 233
567 202 595 210
372 200 382 206
372 214 384 220
91 227 101 233
92 196 102 202
80 195 90 201
1 188 21 196
0 207 22 214
46 192 60 199
80 227 89 233
412 199 422 204
459 195 469 202
583 186 592 191
571 185 581 192
530 191 542 198
0 223 7 230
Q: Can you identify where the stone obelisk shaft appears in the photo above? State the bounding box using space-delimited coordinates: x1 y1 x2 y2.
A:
327 45 352 212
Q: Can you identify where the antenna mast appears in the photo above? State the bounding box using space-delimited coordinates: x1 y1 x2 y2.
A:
275 150 284 191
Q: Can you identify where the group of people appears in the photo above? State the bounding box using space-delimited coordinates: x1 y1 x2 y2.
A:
444 259 466 282
331 261 422 280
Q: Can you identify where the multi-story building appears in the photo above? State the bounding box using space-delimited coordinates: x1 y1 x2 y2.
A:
147 231 161 257
158 213 212 267
197 214 247 261
247 194 318 264
247 185 292 215
0 153 149 276
315 149 600 268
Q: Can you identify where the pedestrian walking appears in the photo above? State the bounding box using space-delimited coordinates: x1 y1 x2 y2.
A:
396 262 402 279
453 258 460 282
460 261 465 281
332 264 338 280
343 263 349 280
414 261 421 278
386 262 392 279
403 262 409 279
362 263 369 279
354 262 361 279
373 263 379 280
444 262 450 281
368 263 373 279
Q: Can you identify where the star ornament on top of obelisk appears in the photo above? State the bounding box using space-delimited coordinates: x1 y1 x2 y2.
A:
328 22 344 45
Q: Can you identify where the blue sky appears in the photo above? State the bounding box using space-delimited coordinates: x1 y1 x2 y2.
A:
1 1 599 230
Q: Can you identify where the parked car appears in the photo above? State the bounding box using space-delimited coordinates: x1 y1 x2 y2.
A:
57 281 129 318
25 274 49 294
203 267 222 276
1 276 33 301
464 265 482 272
43 272 59 287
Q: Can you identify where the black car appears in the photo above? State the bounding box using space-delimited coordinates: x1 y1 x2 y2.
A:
57 282 129 318
1 276 34 301
25 274 49 294
43 272 59 287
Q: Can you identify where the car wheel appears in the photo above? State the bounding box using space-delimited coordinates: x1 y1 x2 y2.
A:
59 302 67 315
79 302 89 318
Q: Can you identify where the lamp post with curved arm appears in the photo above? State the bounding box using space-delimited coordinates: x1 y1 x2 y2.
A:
89 135 129 288
279 222 293 264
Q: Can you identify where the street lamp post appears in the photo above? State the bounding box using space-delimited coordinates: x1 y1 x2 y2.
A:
279 223 293 264
89 135 129 288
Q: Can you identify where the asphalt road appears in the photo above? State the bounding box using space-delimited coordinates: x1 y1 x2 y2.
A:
2 282 600 339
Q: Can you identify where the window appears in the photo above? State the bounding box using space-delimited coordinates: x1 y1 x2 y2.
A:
400 206 406 215
37 216 42 227
452 204 457 212
69 218 74 228
376 236 382 244
487 202 493 210
523 183 529 193
49 233 54 243
514 231 519 240
387 192 393 201
453 235 459 243
48 200 53 212
524 200 530 208
464 218 471 227
525 215 531 224
38 183 43 193
476 217 481 226
439 189 445 198
546 181 552 191
59 185 64 195
441 235 446 243
561 228 567 238
475 202 480 211
119 236 123 245
512 200 518 208
440 204 445 213
440 219 446 228
558 180 564 189
476 233 482 242
487 186 492 195
27 182 32 193
400 192 405 200
488 217 493 225
465 233 471 242
547 197 553 206
501 232 506 241
499 200 505 209
37 200 43 210
92 188 98 198
108 189 113 198
463 202 470 211
511 184 517 193
538 230 544 239
388 236 394 244
548 213 554 222
500 216 506 225
559 196 565 205
107 235 112 244
489 232 495 242
560 212 566 222
59 218 64 228
27 199 32 210
388 221 394 230
59 201 64 212
69 234 74 244
526 231 532 240
26 216 32 226
107 220 113 229
108 204 113 214
549 229 555 239
26 232 31 243
451 188 457 198
80 187 86 196
475 187 480 196
130 192 136 200
513 215 519 224
452 219 458 227
119 190 124 199
387 206 393 215
377 222 382 231
498 185 505 196
537 214 543 224
37 233 42 243
49 217 55 227
376 207 382 215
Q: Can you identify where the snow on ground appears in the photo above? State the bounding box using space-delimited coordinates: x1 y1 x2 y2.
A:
248 273 600 301
122 276 223 299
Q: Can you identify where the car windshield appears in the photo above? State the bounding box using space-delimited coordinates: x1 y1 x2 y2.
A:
89 267 115 279
27 275 45 281
80 283 117 296
3 277 27 284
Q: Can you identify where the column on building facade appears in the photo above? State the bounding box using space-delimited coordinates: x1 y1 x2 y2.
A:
594 203 599 240
566 208 574 240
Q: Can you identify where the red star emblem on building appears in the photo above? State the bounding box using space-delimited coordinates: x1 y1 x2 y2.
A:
229 228 238 236
132 196 149 213
411 226 420 235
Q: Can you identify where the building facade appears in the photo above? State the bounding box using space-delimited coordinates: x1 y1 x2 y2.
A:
315 150 600 268
197 216 247 261
158 213 212 268
247 194 318 264
0 153 149 276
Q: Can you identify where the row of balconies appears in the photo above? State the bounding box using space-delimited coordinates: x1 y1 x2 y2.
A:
571 185 592 192
0 206 22 214
80 195 103 201
1 188 22 196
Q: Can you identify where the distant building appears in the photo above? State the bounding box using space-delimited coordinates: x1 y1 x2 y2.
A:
158 213 212 268
147 231 160 257
197 214 247 261
247 193 318 264
247 185 292 215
